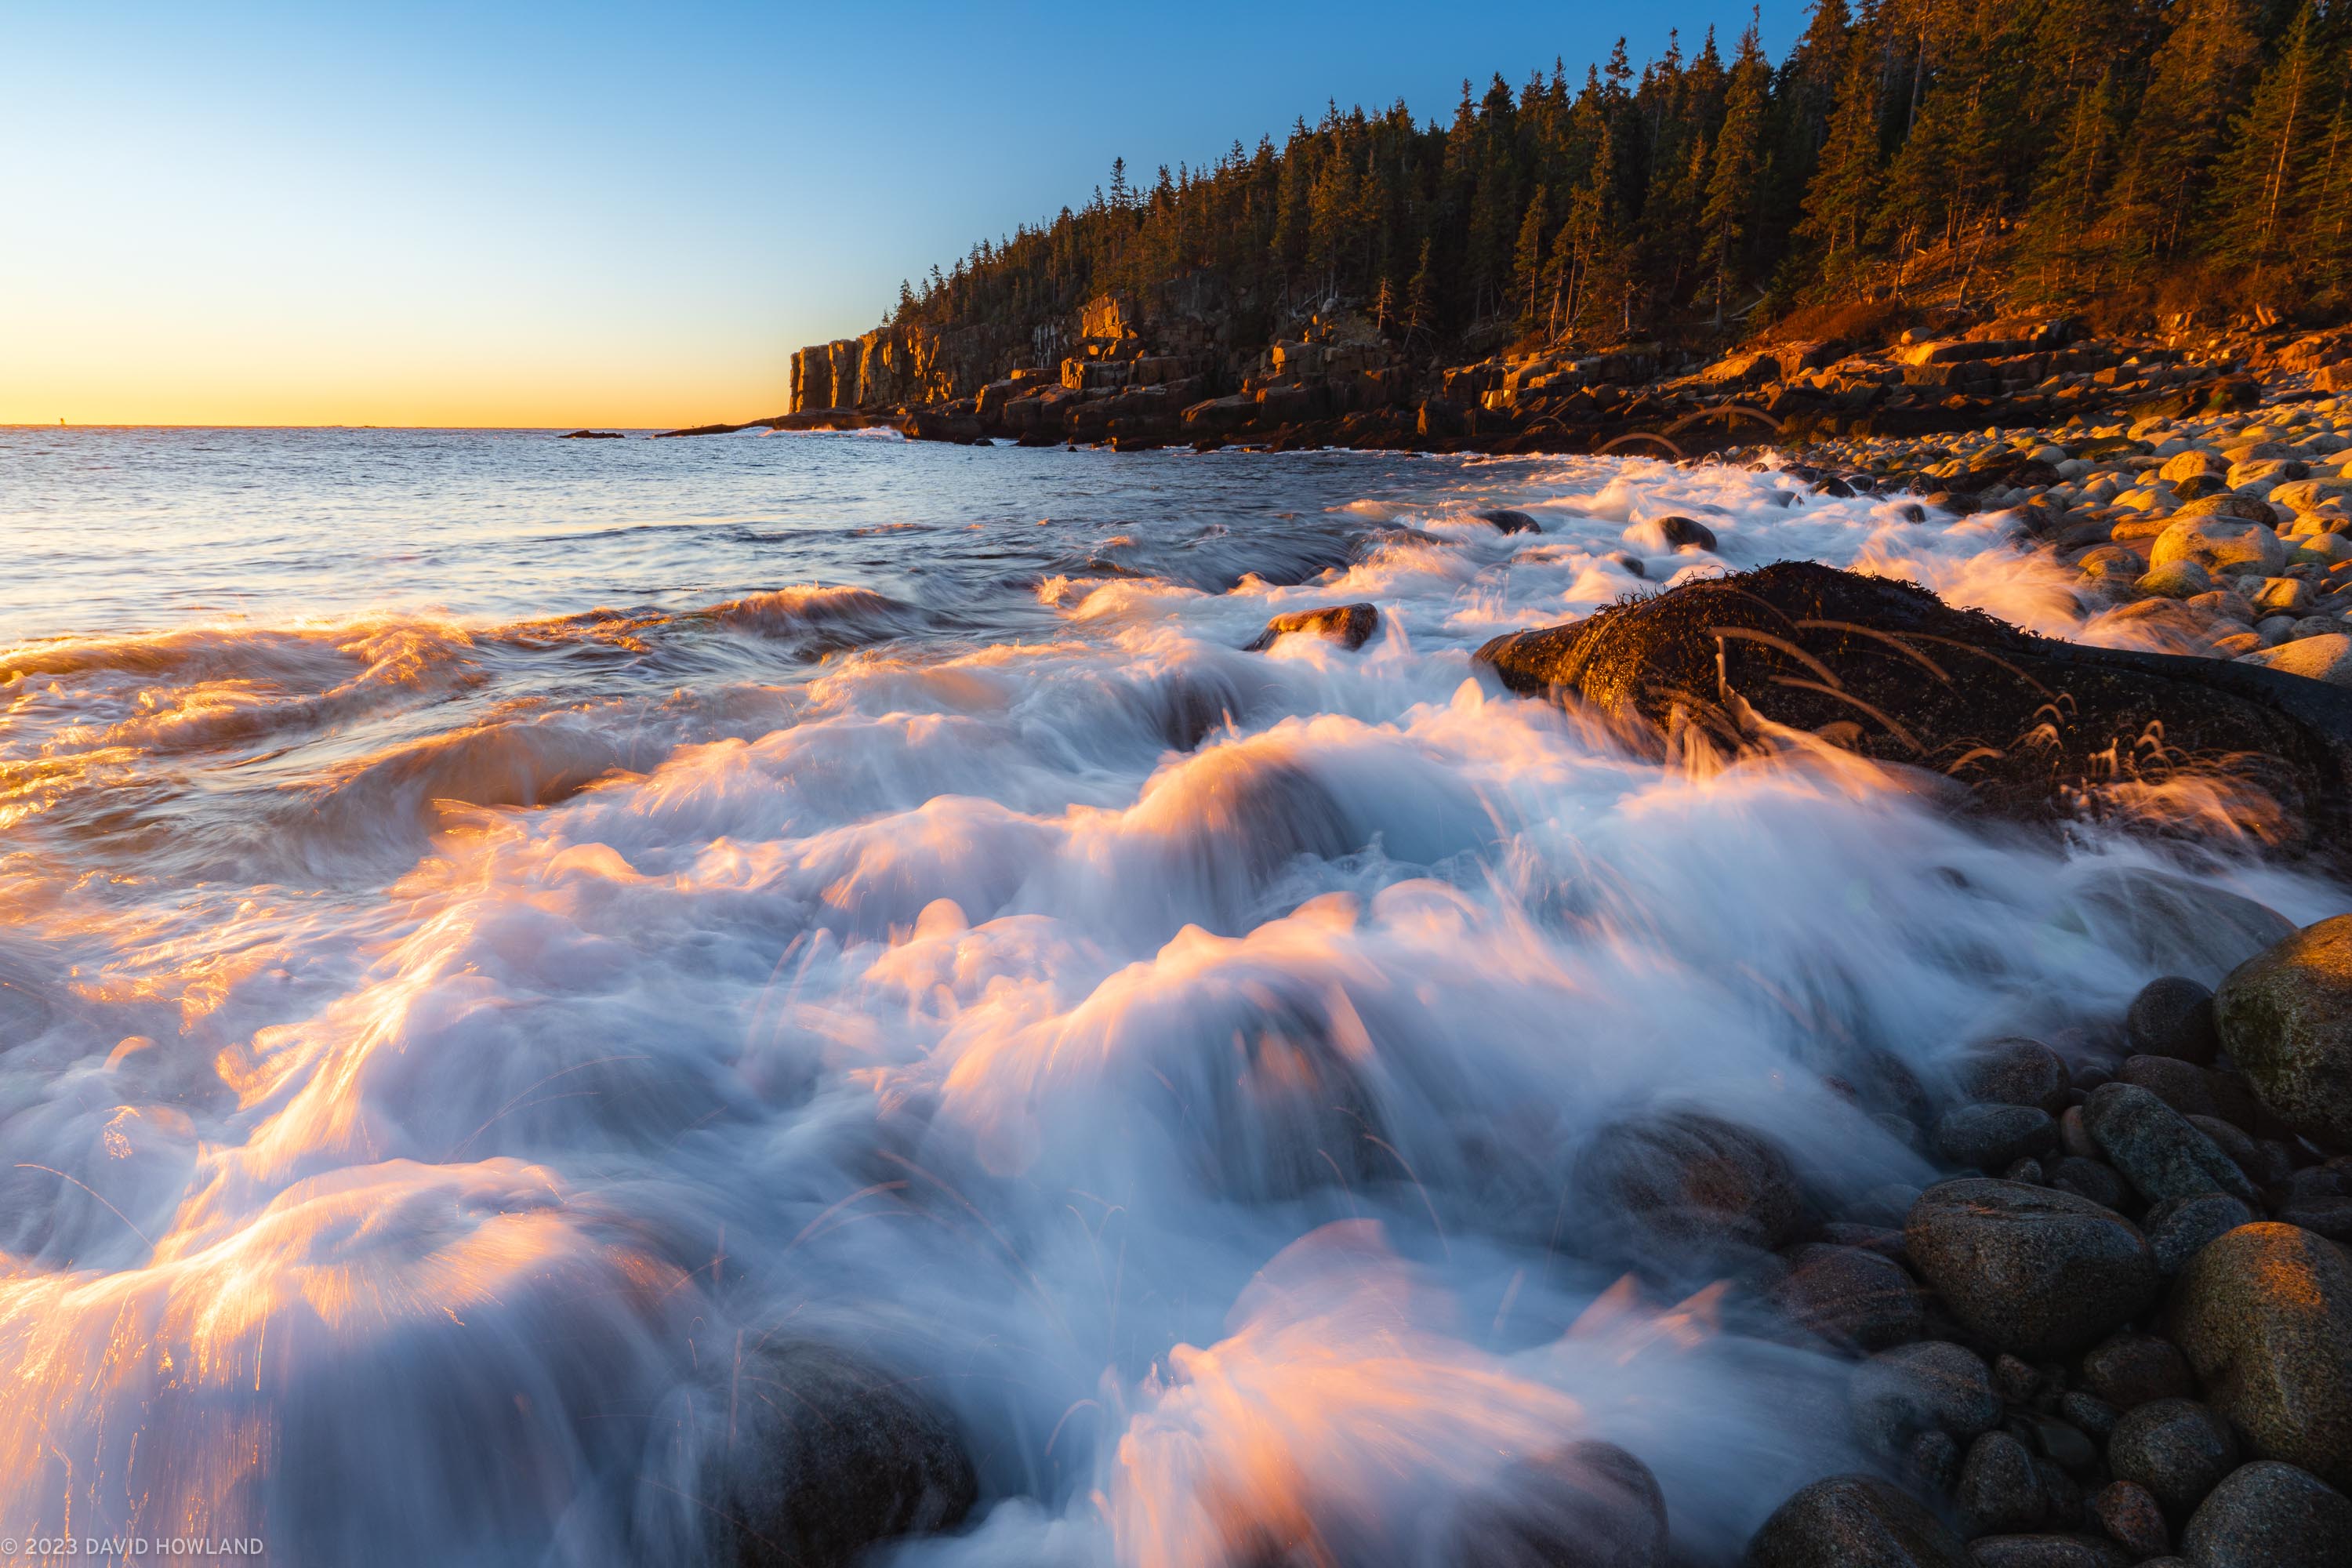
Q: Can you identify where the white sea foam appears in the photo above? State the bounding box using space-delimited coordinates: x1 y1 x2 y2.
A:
0 444 2343 1565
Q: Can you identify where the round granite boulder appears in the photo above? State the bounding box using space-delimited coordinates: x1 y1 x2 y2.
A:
1905 1180 2160 1357
2212 915 2352 1152
1743 1475 1969 1568
2168 1222 2352 1491
2126 978 2219 1065
2108 1399 2238 1518
2179 1461 2352 1568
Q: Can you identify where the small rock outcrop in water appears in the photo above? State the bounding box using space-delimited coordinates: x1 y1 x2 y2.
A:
561 430 624 438
1473 561 2352 857
1477 508 1542 535
711 1344 977 1566
1573 1109 1802 1277
1445 1440 1668 1568
1243 602 1379 652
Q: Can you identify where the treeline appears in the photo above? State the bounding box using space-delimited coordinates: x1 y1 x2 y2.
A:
887 0 2352 353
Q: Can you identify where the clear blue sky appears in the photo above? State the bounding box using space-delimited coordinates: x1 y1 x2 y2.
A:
4 2 1806 426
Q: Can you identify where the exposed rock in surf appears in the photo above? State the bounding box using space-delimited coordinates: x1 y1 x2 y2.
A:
1445 1439 1668 1568
1768 1243 1926 1352
709 1343 977 1568
1953 1037 2071 1115
1849 1341 2002 1458
1573 1109 1802 1276
560 429 624 439
1743 1473 1969 1568
1903 1179 2158 1357
2144 1192 2256 1274
2212 915 2352 1152
1243 602 1380 652
2125 977 2220 1064
2167 1221 2352 1492
1477 508 1542 535
1472 561 2352 858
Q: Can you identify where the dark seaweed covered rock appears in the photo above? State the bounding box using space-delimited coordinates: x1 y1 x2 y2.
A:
1472 562 2352 855
1243 602 1380 652
712 1343 977 1568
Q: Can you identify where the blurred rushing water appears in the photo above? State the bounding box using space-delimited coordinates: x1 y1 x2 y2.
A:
0 426 2339 1566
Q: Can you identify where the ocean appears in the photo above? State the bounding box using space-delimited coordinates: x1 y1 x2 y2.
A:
0 426 2334 1565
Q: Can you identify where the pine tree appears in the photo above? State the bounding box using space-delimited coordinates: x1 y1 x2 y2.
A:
1700 23 1772 321
2108 0 2264 263
2210 2 2328 267
2020 67 2124 298
1513 185 1551 328
1798 25 1883 284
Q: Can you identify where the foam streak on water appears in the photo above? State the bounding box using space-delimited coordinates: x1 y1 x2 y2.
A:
0 430 2341 1566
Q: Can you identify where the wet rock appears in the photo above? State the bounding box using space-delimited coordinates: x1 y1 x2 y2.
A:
2114 1057 2234 1124
2059 1108 2097 1160
2109 1399 2239 1519
2057 1392 2118 1440
1853 1341 2003 1454
1961 1431 2048 1534
2212 915 2352 1152
1243 603 1380 652
2049 1156 2126 1212
2080 1333 2194 1410
2090 1479 2169 1557
1621 515 1716 554
2168 1221 2352 1490
2027 1415 2096 1473
2143 1192 2256 1275
1471 562 2352 858
1478 508 1543 535
1576 1109 1802 1274
1905 1180 2160 1356
713 1343 978 1568
2081 1083 2257 1205
2275 1194 2352 1243
1907 1428 1963 1493
2179 1461 2352 1568
1993 1354 2043 1404
1772 1244 1925 1352
1446 1438 1668 1568
1936 1105 2060 1171
1744 1474 1970 1568
1958 1039 2071 1114
1963 1535 2130 1568
2182 1116 2285 1186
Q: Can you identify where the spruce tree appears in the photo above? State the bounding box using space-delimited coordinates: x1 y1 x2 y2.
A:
1700 24 1772 321
2210 2 2328 267
1513 186 1551 328
1797 25 1883 285
2108 0 2263 263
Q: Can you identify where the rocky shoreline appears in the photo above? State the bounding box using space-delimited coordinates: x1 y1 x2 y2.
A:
1202 564 2352 1568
